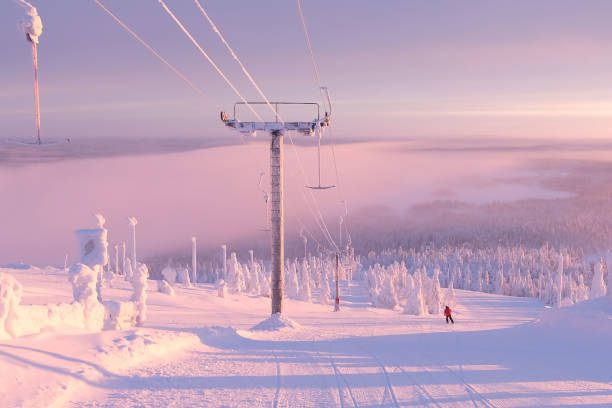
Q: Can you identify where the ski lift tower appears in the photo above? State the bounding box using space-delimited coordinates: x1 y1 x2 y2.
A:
220 89 332 315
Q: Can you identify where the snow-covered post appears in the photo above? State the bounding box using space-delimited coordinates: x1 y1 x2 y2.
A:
121 242 126 276
128 217 138 272
555 251 564 306
192 236 197 284
270 131 284 315
114 244 119 275
334 252 340 311
249 249 254 266
606 252 612 297
221 244 227 280
338 217 344 251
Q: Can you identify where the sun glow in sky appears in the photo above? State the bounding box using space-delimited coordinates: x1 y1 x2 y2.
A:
1 0 611 140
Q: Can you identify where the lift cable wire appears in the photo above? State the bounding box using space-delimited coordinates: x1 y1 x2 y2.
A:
296 0 351 250
193 0 278 121
296 0 325 105
329 126 352 247
91 0 212 103
194 0 340 252
157 0 263 122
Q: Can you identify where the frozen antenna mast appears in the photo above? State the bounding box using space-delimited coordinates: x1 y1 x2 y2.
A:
220 88 333 315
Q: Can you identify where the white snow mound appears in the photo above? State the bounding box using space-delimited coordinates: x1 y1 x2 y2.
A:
250 313 301 331
538 296 612 334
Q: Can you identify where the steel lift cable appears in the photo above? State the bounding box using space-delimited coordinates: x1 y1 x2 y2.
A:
157 0 263 122
92 0 212 102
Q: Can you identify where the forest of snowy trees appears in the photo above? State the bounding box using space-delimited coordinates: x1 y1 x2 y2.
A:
155 242 610 314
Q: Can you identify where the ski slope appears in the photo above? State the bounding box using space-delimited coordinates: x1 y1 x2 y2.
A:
1 266 611 407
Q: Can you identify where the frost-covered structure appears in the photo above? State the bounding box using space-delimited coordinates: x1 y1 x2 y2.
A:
0 273 22 339
75 214 110 301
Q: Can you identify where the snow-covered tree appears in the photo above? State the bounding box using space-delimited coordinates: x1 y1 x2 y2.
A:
590 259 607 299
427 268 442 315
227 253 245 293
298 259 312 302
319 269 332 305
403 273 425 315
284 260 300 299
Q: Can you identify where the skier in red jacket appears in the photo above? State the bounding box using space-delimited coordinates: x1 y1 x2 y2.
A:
444 306 454 324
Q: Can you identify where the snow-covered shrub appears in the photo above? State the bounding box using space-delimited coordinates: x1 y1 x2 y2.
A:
217 279 228 298
68 263 105 331
130 263 148 326
176 267 191 286
103 300 137 330
0 272 22 339
157 279 175 296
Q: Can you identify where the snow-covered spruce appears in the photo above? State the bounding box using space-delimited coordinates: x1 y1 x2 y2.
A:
362 245 610 307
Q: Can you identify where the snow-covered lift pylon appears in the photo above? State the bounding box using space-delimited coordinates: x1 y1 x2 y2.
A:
220 92 333 315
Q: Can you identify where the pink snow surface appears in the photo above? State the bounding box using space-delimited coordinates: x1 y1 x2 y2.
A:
1 266 611 407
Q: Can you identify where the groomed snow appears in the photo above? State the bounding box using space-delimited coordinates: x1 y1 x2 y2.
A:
1 266 611 407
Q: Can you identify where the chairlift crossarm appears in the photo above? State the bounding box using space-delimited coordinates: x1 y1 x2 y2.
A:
220 93 332 138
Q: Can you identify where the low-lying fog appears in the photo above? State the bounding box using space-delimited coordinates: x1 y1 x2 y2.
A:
1 137 611 266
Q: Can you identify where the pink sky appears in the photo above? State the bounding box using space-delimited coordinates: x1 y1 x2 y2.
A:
1 0 611 141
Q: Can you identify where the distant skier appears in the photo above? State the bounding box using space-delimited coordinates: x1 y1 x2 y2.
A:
444 305 454 324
